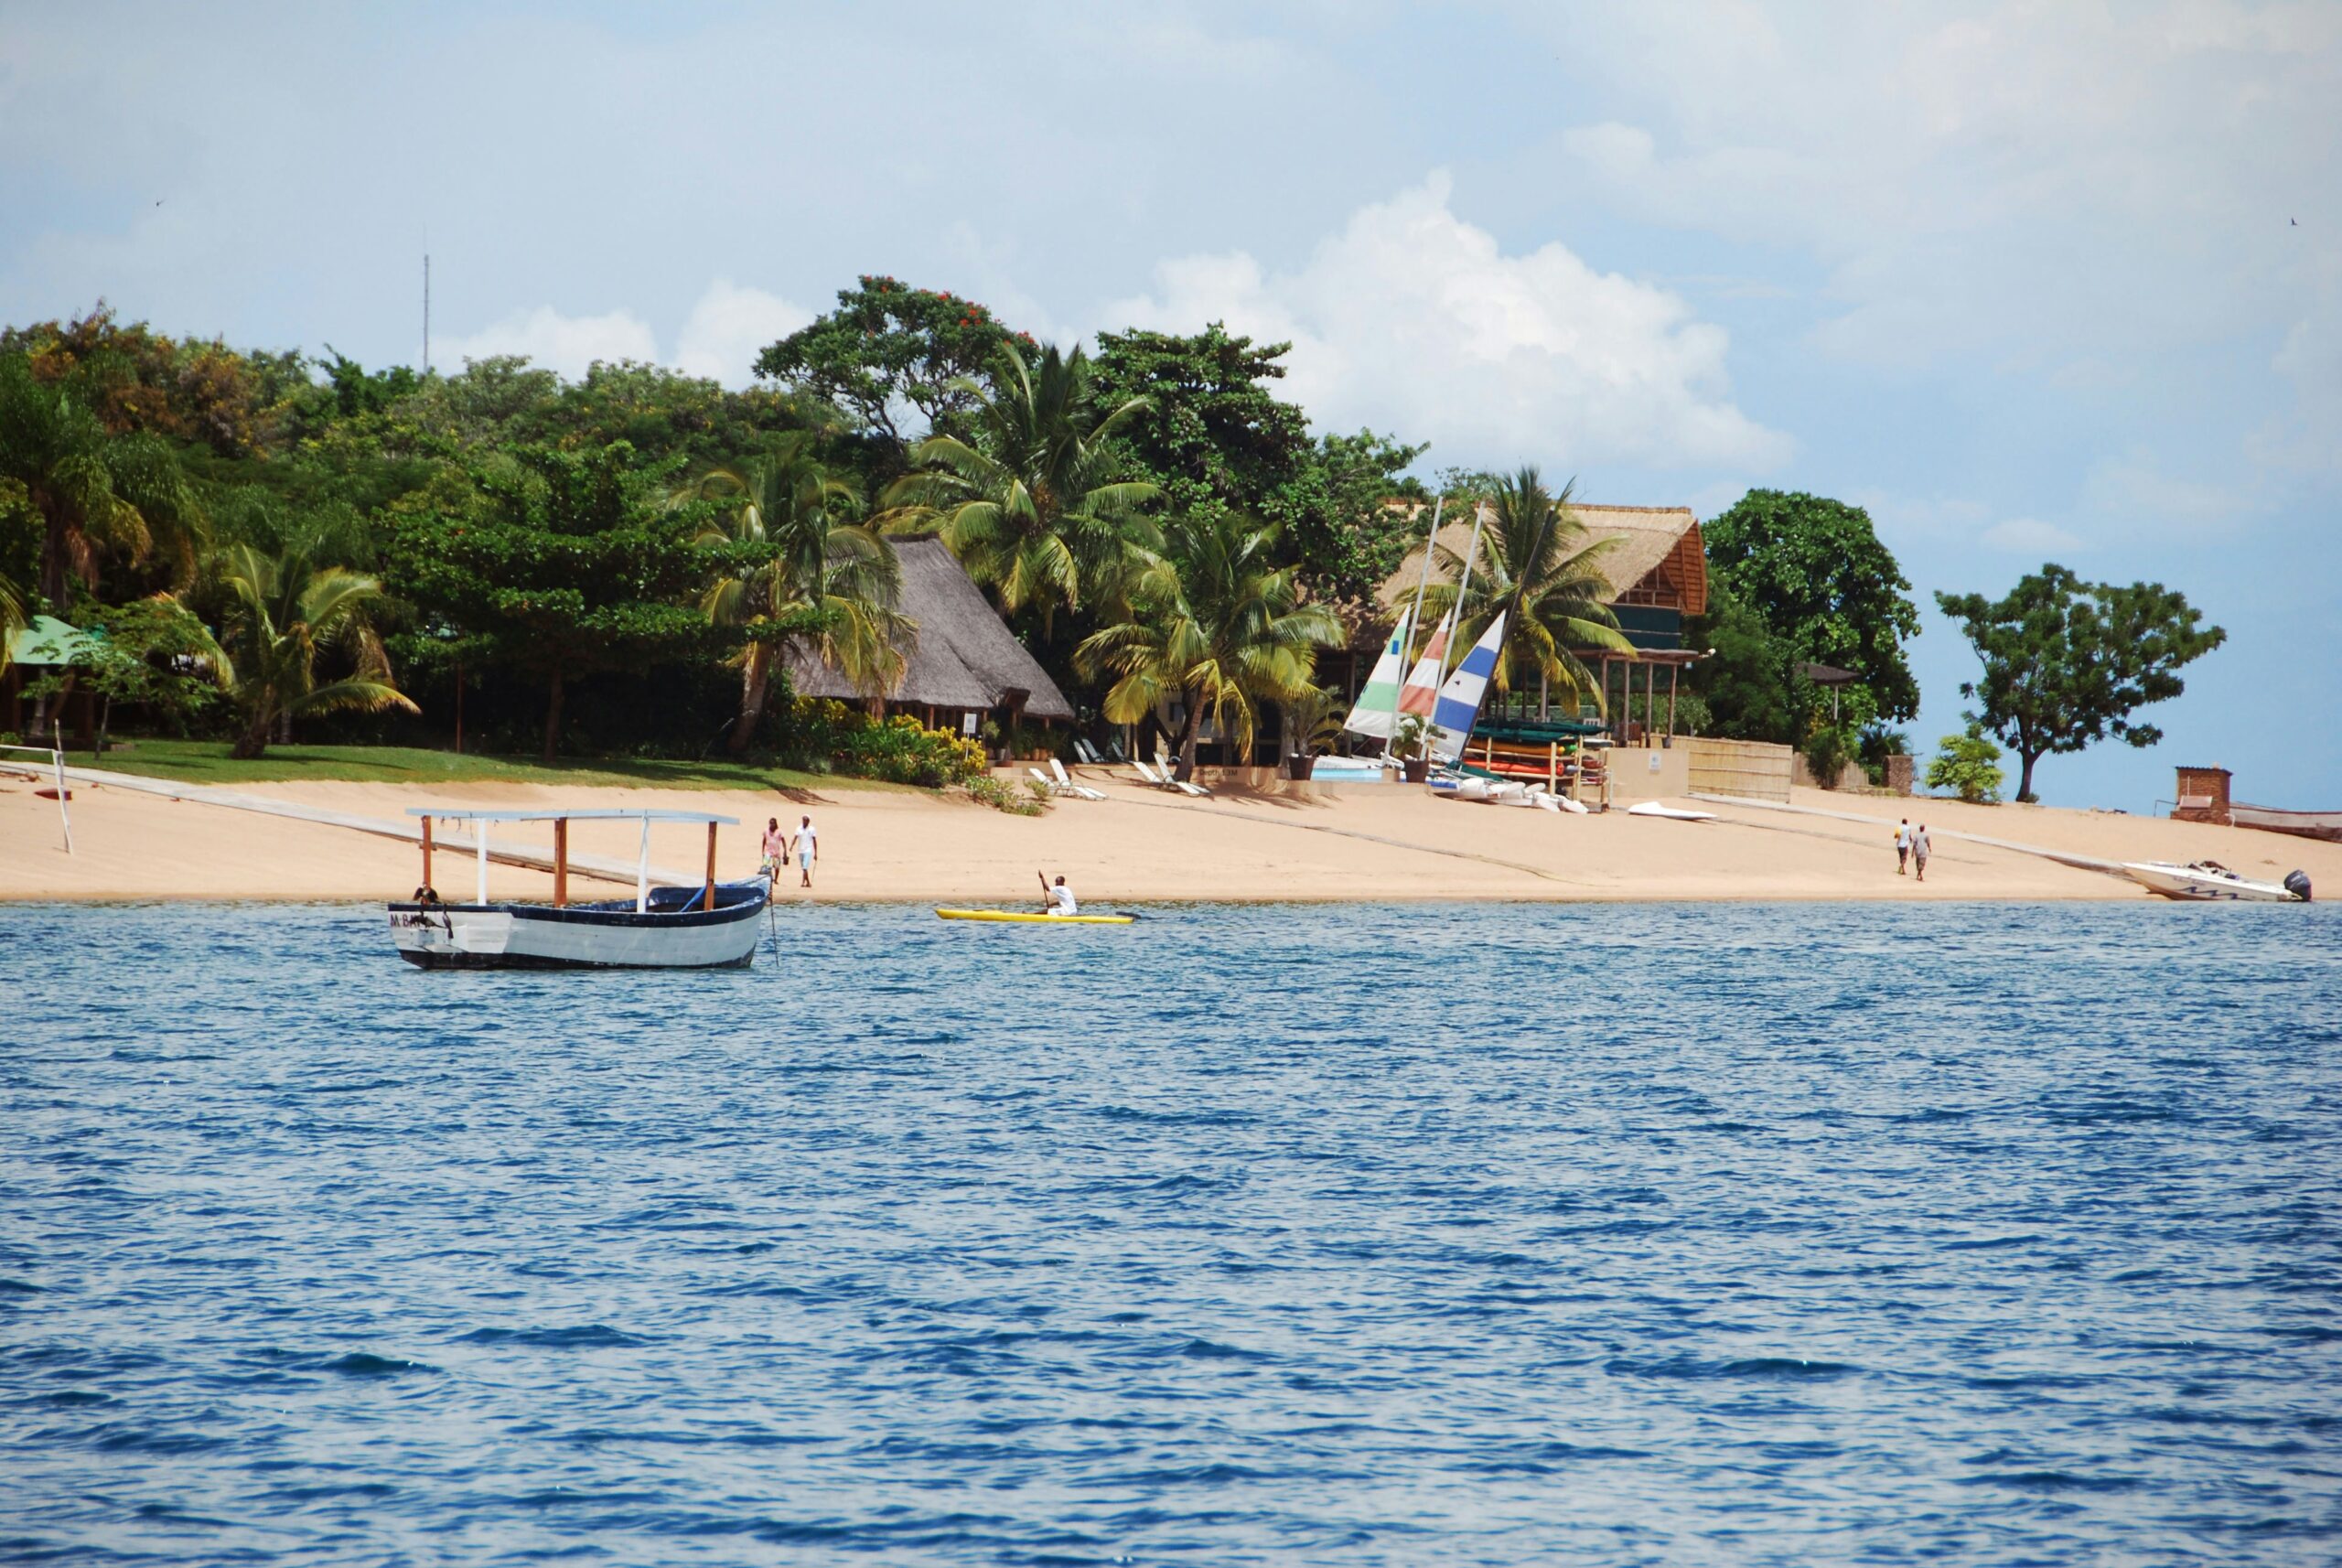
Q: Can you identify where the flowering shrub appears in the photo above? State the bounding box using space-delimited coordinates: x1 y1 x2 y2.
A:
777 697 985 787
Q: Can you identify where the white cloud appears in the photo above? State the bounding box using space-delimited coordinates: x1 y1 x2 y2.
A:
2082 452 2251 529
435 305 658 381
674 280 811 387
1982 517 2083 555
1102 172 1788 472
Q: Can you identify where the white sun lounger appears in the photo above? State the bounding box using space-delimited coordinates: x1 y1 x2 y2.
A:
1072 738 1103 765
1049 757 1107 800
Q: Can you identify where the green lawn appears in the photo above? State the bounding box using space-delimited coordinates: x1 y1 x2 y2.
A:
67 738 894 793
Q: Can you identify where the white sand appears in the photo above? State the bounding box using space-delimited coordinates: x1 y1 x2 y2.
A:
5 766 2337 905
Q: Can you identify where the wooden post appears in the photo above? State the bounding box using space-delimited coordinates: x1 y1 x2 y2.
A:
421 815 433 889
1548 740 1558 792
703 822 717 910
553 818 569 908
1667 662 1679 741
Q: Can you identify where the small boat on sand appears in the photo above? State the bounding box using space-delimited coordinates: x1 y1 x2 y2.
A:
388 809 768 969
2122 860 2310 903
2230 803 2342 844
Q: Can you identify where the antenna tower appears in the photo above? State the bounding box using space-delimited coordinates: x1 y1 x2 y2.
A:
423 253 431 375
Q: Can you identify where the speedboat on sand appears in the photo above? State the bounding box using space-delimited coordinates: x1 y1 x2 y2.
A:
2122 860 2311 903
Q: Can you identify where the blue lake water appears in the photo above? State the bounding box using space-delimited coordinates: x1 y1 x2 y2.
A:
3 899 2338 1566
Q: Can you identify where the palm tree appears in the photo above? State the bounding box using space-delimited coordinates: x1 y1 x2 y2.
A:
680 432 908 753
0 351 203 611
883 342 1157 630
1420 467 1634 712
210 541 416 759
1076 512 1342 781
0 570 22 676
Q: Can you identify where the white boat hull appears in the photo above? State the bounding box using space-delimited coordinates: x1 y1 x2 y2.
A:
388 882 769 968
2122 862 2303 903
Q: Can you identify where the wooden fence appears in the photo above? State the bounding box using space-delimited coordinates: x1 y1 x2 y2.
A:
1683 736 1794 801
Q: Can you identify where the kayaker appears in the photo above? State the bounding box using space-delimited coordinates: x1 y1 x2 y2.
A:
1037 871 1078 917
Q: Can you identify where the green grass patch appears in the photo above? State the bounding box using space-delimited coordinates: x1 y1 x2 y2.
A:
67 738 898 793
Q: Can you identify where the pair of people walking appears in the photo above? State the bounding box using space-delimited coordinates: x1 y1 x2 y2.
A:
762 814 819 889
1895 818 1930 882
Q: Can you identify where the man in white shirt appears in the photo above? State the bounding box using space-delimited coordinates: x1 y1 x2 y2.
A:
1038 871 1077 916
791 815 818 888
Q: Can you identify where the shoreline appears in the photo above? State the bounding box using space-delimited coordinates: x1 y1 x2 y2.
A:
5 765 2336 907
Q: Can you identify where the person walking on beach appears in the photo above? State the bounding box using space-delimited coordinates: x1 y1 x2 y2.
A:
1895 818 1913 875
791 814 818 888
761 817 788 890
1911 822 1930 883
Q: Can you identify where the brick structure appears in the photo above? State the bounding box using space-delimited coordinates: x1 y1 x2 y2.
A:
2172 766 2232 825
1885 754 1914 796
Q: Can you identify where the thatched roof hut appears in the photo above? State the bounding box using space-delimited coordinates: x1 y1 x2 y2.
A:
1375 503 1706 623
781 535 1073 723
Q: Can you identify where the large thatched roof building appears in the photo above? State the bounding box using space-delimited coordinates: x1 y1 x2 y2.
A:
782 535 1072 725
1376 503 1705 649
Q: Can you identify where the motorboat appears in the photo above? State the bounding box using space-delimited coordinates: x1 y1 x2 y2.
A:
387 808 769 969
2122 860 2310 903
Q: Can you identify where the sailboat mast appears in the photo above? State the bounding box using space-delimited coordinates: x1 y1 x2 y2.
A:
1391 494 1444 740
1426 497 1488 754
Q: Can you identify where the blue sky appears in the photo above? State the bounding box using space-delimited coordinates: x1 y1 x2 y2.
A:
4 1 2335 808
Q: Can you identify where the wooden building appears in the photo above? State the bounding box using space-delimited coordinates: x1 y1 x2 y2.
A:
781 535 1072 737
1371 501 1709 742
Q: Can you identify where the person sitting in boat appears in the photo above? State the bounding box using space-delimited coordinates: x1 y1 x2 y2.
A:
1038 872 1078 917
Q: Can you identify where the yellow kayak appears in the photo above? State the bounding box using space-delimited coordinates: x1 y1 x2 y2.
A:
936 908 1135 925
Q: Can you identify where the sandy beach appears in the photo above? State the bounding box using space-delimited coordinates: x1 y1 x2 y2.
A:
5 764 2336 905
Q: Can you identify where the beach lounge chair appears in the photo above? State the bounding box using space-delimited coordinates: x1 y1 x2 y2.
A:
1151 751 1211 798
1031 766 1092 801
1049 757 1107 800
1073 738 1103 765
1131 759 1177 791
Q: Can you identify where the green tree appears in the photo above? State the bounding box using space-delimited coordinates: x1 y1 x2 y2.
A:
1703 489 1921 726
1926 725 2006 804
1417 467 1633 709
681 432 907 755
1088 326 1425 604
885 342 1158 630
211 540 415 759
1936 564 2225 801
384 443 718 762
0 350 205 610
1075 511 1342 781
752 277 1030 467
21 594 231 756
1684 579 1799 742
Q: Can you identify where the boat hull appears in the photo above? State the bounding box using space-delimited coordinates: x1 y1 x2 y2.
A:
935 908 1134 925
389 882 769 968
2230 804 2342 843
2121 863 2302 903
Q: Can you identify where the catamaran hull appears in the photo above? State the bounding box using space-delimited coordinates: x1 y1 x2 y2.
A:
388 885 768 969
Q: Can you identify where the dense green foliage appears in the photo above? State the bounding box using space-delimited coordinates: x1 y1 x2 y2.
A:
1936 564 2225 801
1927 726 2007 803
1702 490 1921 734
1076 512 1342 780
752 277 1028 467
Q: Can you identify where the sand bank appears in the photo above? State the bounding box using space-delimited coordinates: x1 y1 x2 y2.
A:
6 760 2337 905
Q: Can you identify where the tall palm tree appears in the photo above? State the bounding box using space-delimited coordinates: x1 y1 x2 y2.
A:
0 570 22 675
681 432 908 753
1420 467 1635 711
883 343 1157 630
1076 512 1342 781
210 540 416 759
0 351 203 610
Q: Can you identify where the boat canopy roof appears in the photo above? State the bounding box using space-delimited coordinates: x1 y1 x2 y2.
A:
405 808 740 825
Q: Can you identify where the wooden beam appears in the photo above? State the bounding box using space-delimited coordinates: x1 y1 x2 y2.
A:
421 815 433 889
703 822 717 911
1667 661 1679 740
553 818 568 908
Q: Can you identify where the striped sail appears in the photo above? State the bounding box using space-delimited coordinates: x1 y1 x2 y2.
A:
1428 614 1508 760
1339 608 1413 739
1395 613 1454 716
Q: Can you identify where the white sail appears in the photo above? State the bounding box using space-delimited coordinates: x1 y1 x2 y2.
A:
1428 613 1508 761
1340 607 1413 739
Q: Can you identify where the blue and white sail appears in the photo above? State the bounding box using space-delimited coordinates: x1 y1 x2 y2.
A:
1427 613 1507 761
1339 607 1413 740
